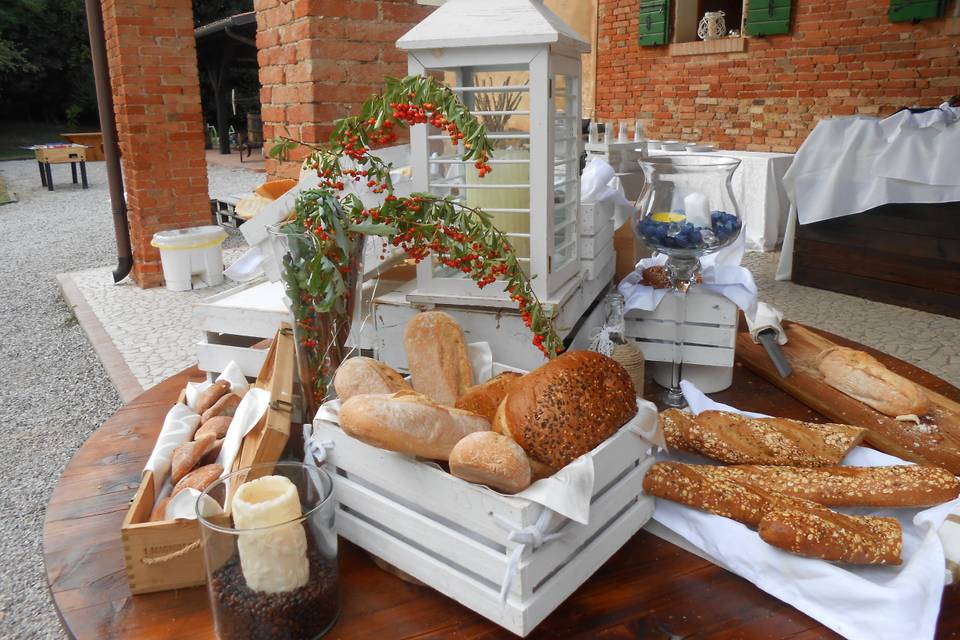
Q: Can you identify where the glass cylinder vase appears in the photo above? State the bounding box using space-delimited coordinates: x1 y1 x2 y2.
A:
197 461 339 640
268 222 364 419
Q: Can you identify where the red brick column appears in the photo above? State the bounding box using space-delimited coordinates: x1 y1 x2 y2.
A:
255 0 430 179
101 0 211 287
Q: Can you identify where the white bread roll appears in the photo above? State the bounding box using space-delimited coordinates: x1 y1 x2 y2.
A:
334 356 412 402
339 392 489 460
494 351 637 470
404 311 473 406
449 431 532 494
455 372 523 423
817 346 929 417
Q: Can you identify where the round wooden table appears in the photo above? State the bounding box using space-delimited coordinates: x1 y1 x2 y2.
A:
44 326 960 639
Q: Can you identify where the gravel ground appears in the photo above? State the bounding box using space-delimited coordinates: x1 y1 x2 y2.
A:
0 159 261 639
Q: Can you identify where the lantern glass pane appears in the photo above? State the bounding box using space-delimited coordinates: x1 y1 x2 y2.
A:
424 65 532 280
552 72 579 273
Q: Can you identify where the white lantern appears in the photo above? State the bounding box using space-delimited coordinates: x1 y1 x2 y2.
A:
398 0 591 307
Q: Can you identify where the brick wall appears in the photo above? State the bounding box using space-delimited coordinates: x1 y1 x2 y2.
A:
596 0 960 152
255 0 430 178
101 0 211 287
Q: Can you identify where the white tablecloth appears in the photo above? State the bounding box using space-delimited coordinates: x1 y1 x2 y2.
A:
648 149 793 252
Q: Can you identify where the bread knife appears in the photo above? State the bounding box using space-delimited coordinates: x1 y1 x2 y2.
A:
757 329 793 378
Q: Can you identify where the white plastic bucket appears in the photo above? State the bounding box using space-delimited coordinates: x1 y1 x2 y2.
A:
151 226 228 291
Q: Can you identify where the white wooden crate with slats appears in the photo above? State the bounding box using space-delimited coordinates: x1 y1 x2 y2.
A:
311 413 655 637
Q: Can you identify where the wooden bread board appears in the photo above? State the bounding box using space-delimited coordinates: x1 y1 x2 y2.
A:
736 322 960 473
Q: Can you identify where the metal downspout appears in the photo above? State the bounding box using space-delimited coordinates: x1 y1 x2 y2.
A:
84 0 132 283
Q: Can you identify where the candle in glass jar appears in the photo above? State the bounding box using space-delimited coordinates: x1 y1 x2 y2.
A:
683 192 710 219
232 475 309 593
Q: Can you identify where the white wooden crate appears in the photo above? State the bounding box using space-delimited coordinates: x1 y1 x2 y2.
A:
193 279 291 378
313 418 655 636
623 286 737 392
580 200 615 236
580 220 614 259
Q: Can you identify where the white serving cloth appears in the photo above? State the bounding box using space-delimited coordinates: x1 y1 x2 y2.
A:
743 301 787 345
617 228 759 320
581 157 635 228
648 148 793 251
649 381 959 640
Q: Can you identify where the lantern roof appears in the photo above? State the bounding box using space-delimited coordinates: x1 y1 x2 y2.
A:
397 0 590 54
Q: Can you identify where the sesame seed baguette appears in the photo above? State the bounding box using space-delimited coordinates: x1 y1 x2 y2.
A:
643 462 904 565
404 311 474 406
759 507 902 565
660 409 866 467
698 464 960 508
339 392 490 460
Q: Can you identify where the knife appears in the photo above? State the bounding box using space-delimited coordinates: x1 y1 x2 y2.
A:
757 328 793 378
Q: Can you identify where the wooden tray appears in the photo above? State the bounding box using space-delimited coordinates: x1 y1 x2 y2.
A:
737 322 960 472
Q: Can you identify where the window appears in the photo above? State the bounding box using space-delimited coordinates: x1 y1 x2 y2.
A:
674 0 743 43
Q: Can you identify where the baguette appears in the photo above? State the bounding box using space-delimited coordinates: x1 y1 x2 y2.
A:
643 462 903 564
759 507 902 565
334 356 412 402
699 464 960 508
449 431 532 494
817 346 930 417
455 372 523 423
660 409 865 467
339 392 489 460
404 311 473 405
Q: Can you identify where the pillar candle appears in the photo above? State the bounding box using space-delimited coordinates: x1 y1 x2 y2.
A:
232 475 309 593
683 192 710 219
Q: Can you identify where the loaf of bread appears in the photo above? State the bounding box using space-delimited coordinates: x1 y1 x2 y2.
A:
698 464 960 508
195 415 232 440
660 409 865 467
172 463 224 497
759 506 902 565
196 380 231 415
339 392 489 460
643 462 903 564
171 434 217 484
201 392 240 423
494 351 637 470
455 372 523 423
404 311 473 405
817 346 930 417
334 356 412 402
449 431 532 494
150 497 171 522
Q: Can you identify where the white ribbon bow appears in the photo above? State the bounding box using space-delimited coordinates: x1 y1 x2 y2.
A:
302 422 335 466
492 508 565 602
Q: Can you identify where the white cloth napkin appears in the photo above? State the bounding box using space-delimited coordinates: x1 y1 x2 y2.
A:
581 157 635 227
651 381 959 640
743 301 787 346
617 228 758 320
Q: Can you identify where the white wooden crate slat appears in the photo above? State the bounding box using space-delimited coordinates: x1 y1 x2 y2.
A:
581 243 614 281
632 340 735 368
196 338 270 379
580 200 615 236
580 221 614 259
625 317 737 347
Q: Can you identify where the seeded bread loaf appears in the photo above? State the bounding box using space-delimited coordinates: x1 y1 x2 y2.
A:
817 346 930 417
334 356 412 402
660 409 865 467
698 464 960 508
493 351 637 470
404 311 474 406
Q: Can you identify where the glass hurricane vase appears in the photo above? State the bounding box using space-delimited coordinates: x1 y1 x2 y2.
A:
634 155 742 407
268 222 363 420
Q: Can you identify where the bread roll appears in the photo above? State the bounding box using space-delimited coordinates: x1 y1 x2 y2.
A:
150 497 171 523
334 356 412 401
449 431 532 494
699 464 960 508
494 351 637 470
196 380 231 415
404 311 473 405
817 346 929 417
171 435 216 484
759 507 902 565
195 415 232 440
339 392 489 460
172 463 224 497
201 392 240 424
455 372 523 423
660 409 865 467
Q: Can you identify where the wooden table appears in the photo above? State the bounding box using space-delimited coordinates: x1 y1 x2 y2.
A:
43 326 960 639
33 145 89 191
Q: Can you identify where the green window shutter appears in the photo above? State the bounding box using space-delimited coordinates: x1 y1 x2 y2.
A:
638 0 670 46
745 0 793 36
888 0 946 23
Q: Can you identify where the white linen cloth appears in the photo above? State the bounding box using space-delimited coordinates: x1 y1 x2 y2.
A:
617 227 759 320
649 381 959 640
744 301 787 346
776 110 960 279
581 156 635 228
647 148 793 251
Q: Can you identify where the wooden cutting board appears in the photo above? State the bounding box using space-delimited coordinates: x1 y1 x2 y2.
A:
737 322 960 473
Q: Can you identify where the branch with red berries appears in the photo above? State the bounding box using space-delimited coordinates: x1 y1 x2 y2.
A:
270 75 562 360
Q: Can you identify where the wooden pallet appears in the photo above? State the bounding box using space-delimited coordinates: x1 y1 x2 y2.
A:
737 322 960 472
